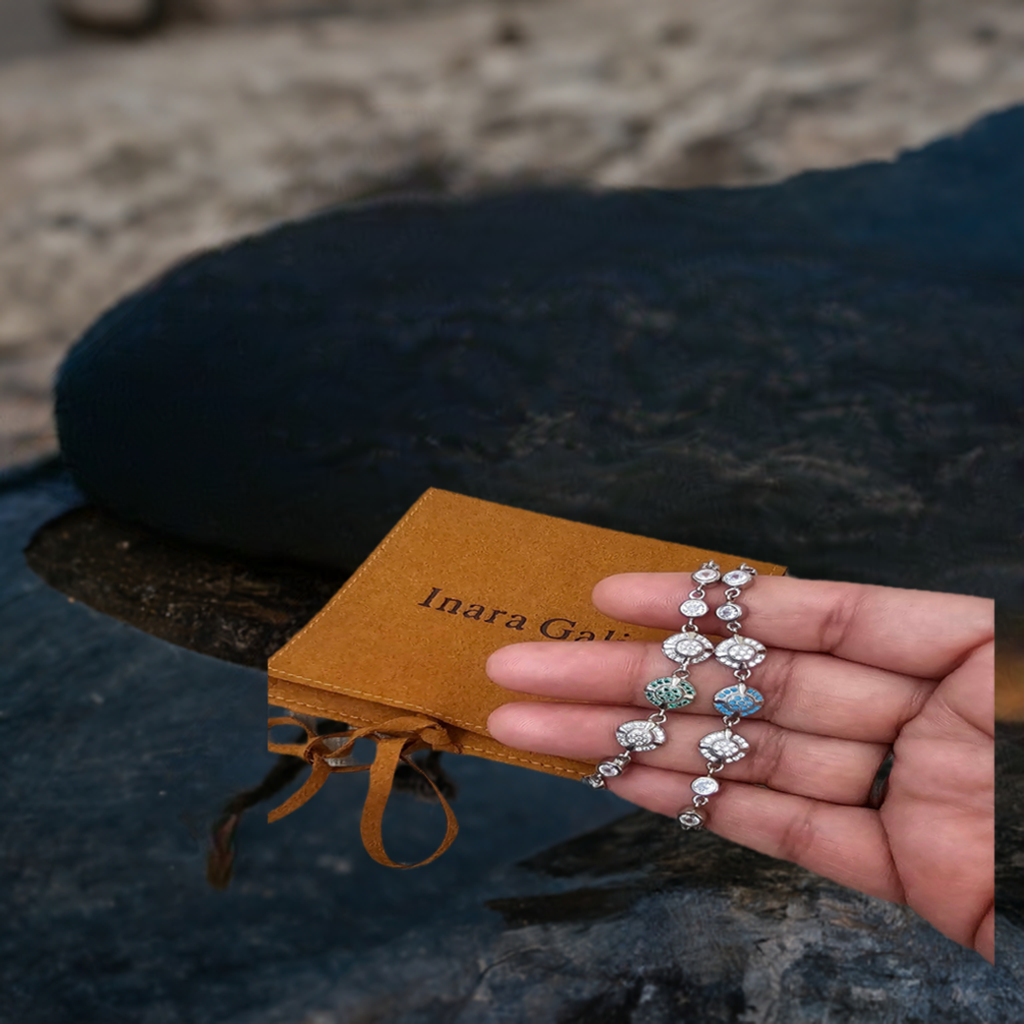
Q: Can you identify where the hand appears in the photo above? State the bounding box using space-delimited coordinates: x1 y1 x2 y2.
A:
486 574 994 962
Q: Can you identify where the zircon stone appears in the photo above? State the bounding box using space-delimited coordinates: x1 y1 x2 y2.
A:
691 776 720 796
615 719 667 752
716 602 742 621
698 729 749 764
663 632 713 664
692 567 720 585
597 760 624 777
679 598 709 618
722 569 753 587
644 677 696 710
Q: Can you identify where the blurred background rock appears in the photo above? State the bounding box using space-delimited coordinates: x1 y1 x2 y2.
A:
1 0 1024 468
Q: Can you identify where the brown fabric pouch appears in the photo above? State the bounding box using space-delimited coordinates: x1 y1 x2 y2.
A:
268 489 786 867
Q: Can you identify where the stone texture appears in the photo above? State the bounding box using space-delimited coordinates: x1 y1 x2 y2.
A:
998 722 1024 940
5 0 1024 465
2 466 1016 1020
0 462 629 1023
24 502 350 667
222 808 1019 1024
55 106 1024 601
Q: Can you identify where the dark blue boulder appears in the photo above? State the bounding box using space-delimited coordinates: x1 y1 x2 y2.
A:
55 106 1024 598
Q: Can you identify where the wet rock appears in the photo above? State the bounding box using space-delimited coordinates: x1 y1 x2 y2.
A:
997 721 1024 934
223 809 1022 1023
2 461 1020 1019
0 463 629 1023
24 502 350 668
7 0 1024 467
56 107 1024 598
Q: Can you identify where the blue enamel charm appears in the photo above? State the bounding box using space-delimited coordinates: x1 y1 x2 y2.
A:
713 685 764 717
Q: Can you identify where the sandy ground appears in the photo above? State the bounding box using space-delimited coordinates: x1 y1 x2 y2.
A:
2 0 1024 469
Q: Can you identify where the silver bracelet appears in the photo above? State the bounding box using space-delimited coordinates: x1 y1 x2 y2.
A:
678 563 765 830
582 560 721 790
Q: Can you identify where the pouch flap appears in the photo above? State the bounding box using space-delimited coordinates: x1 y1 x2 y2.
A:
269 489 787 750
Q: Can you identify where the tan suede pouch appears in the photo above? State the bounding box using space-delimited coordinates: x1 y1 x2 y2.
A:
267 489 786 867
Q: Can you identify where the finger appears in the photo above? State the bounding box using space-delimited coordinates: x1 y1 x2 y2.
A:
592 574 993 680
487 701 890 806
487 640 934 744
603 761 904 905
911 641 994 740
880 749 994 956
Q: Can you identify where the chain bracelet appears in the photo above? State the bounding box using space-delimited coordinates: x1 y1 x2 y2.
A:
677 563 767 830
582 560 721 790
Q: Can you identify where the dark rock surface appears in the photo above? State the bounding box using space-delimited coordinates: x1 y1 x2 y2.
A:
0 463 628 1024
24 502 350 668
232 812 1017 1024
3 461 1018 1021
55 106 1024 602
998 722 1024 935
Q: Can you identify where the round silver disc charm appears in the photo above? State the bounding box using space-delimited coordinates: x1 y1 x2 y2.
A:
678 808 705 830
615 719 667 752
716 602 743 622
663 632 713 664
691 776 720 796
692 567 720 585
722 569 754 587
679 598 709 618
698 729 749 764
714 635 766 670
714 685 764 717
644 677 696 710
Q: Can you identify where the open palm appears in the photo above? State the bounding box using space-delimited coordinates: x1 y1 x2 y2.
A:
486 574 994 962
